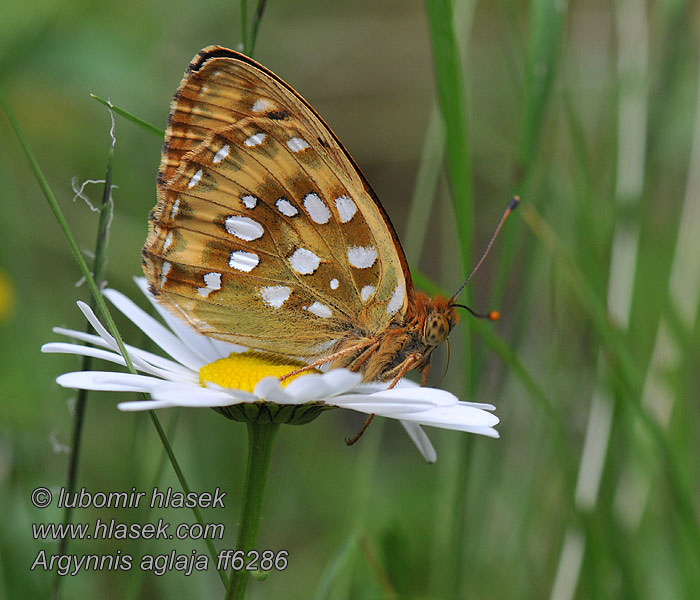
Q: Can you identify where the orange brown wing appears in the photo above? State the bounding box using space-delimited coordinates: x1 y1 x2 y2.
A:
143 46 411 357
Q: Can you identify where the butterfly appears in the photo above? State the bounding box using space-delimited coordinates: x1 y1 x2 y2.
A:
143 46 512 391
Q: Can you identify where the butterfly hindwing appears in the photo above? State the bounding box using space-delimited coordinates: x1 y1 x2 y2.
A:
144 47 410 357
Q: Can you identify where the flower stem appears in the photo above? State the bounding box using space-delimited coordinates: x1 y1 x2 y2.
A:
226 422 279 600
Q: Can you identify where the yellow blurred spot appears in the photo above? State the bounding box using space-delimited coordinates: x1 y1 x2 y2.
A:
198 351 317 392
0 269 14 321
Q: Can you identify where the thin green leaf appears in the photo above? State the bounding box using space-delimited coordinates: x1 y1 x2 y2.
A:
424 3 478 595
1 89 227 588
424 0 474 274
52 111 116 600
523 204 700 561
313 533 359 600
517 0 567 171
240 0 249 54
248 0 268 57
491 0 568 308
90 94 164 138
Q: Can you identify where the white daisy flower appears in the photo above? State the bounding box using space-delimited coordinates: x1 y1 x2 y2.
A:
42 278 499 462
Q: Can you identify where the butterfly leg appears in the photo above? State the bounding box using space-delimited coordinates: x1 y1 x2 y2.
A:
420 362 431 387
279 339 377 382
346 353 422 447
347 340 381 372
344 414 375 446
388 353 423 389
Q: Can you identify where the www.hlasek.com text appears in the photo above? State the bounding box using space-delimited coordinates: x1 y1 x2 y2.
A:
33 518 225 542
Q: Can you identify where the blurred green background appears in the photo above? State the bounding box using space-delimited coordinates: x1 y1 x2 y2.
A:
2 0 699 598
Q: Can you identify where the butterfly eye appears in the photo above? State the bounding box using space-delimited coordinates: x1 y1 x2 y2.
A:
423 313 450 347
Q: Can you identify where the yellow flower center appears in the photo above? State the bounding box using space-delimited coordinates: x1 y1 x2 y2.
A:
198 351 317 393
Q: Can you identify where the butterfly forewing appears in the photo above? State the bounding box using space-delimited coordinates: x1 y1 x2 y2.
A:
144 47 410 358
160 49 354 184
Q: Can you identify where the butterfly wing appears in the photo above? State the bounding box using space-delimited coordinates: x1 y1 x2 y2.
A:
143 46 411 357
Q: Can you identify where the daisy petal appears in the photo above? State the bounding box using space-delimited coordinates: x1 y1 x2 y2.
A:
56 371 162 392
149 383 239 407
397 403 500 429
75 302 170 375
153 395 241 407
42 342 128 367
135 277 246 363
134 277 218 364
254 377 297 404
283 369 362 402
118 399 182 411
351 378 418 394
462 402 497 411
51 327 195 379
75 301 133 359
400 421 437 463
331 387 450 414
41 342 195 383
103 288 204 371
333 399 437 415
203 382 261 404
367 386 459 406
453 425 500 438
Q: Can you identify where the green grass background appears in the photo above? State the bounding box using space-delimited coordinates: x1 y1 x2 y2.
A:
1 0 699 598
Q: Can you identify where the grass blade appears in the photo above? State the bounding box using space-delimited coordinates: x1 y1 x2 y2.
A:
517 0 567 172
51 108 116 600
612 15 700 574
492 0 568 312
248 0 268 57
522 204 700 591
424 2 478 596
240 0 249 54
424 0 474 273
404 0 475 265
313 533 359 600
90 94 164 138
0 89 227 588
549 1 648 595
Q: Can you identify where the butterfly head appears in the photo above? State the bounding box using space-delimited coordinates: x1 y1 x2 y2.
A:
414 294 459 351
423 312 452 346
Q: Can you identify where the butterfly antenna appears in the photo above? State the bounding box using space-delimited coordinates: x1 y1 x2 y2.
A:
451 196 519 301
453 304 501 321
